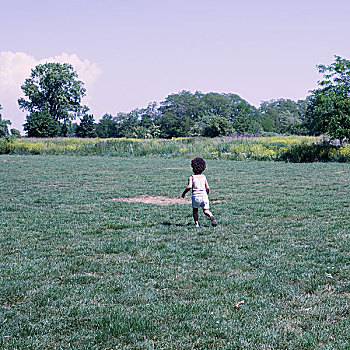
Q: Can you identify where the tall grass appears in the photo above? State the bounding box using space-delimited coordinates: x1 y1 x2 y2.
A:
1 136 349 162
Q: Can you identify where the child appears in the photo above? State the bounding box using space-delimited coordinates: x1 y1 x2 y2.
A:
181 157 217 227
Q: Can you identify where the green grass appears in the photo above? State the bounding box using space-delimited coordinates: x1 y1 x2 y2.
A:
1 155 349 349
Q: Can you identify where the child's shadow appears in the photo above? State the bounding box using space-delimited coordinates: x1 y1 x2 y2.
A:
161 222 211 227
161 222 192 227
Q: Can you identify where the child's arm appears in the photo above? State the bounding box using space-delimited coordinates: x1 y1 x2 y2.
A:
205 178 210 195
181 176 193 198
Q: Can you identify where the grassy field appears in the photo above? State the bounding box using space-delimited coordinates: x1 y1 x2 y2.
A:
0 155 349 349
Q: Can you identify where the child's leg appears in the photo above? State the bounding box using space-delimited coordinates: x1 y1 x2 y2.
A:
193 208 199 226
203 209 213 218
203 209 217 227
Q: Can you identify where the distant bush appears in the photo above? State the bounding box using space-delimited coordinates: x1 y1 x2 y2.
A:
329 145 350 162
278 142 331 162
277 142 350 163
0 139 12 154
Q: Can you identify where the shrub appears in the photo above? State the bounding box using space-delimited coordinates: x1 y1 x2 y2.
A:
277 142 338 162
0 139 12 154
329 145 350 162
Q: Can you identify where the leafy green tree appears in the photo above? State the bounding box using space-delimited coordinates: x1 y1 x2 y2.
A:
18 63 87 137
142 101 162 121
0 104 11 137
115 111 139 138
157 91 260 137
220 93 260 134
23 111 61 137
76 114 96 138
158 91 205 137
95 106 160 139
259 99 307 134
95 114 120 138
66 123 78 137
306 55 350 142
190 113 233 137
157 111 185 138
138 115 161 138
202 114 234 137
10 129 21 138
138 102 161 138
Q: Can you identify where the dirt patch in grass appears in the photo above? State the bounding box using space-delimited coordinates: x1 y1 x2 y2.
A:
108 195 191 205
108 195 225 205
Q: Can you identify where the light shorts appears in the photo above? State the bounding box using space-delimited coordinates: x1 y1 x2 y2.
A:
192 194 210 209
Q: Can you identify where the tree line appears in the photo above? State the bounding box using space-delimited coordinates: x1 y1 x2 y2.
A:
1 56 349 142
69 93 307 139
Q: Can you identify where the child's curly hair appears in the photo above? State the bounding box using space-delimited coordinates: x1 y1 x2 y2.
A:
191 157 206 174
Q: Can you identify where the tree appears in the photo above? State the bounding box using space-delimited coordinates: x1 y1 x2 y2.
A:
112 109 162 139
0 104 11 137
23 110 60 137
10 129 21 138
259 99 307 134
18 63 87 137
216 93 260 134
306 55 350 142
66 123 78 137
138 102 162 138
156 91 260 137
95 114 120 138
76 114 96 138
157 111 185 138
202 114 234 137
158 91 204 137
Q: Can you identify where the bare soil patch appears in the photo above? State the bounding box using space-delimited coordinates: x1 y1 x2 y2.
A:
108 195 225 205
108 195 191 205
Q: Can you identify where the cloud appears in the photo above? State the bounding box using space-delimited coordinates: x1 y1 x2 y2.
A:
0 52 36 99
0 51 101 132
38 52 101 90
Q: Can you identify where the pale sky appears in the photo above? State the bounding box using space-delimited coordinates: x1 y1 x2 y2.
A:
1 0 350 132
